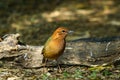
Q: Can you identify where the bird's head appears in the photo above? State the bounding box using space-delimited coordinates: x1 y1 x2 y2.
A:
52 27 70 39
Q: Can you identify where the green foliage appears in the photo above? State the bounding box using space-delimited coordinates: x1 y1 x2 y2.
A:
72 69 83 79
102 69 112 76
41 73 50 80
63 71 70 78
88 70 98 79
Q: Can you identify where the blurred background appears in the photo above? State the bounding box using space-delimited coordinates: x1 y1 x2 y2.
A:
0 0 120 45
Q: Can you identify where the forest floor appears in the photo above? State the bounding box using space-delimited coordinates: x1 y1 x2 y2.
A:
0 0 120 80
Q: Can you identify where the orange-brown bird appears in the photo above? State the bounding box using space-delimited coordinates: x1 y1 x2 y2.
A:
42 27 70 71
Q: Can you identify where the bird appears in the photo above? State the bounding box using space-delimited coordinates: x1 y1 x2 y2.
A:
41 27 69 72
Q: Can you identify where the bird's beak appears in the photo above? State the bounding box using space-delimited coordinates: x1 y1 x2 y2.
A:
68 30 74 34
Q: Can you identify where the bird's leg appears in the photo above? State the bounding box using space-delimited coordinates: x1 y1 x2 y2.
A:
42 57 47 65
42 57 48 72
56 59 62 73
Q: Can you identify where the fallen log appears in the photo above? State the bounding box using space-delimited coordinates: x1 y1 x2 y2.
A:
0 33 120 68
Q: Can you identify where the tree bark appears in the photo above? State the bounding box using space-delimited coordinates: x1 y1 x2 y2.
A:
0 33 120 68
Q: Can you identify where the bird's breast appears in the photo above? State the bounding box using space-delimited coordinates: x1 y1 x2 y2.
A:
43 39 65 60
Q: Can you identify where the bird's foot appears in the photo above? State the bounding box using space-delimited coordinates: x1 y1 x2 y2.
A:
57 68 62 73
42 67 48 73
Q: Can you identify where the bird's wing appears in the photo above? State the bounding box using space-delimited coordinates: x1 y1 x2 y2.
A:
41 37 51 54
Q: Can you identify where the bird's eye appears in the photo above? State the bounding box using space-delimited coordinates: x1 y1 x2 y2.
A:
62 30 65 33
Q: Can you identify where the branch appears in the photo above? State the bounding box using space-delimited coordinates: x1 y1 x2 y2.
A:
0 33 120 68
